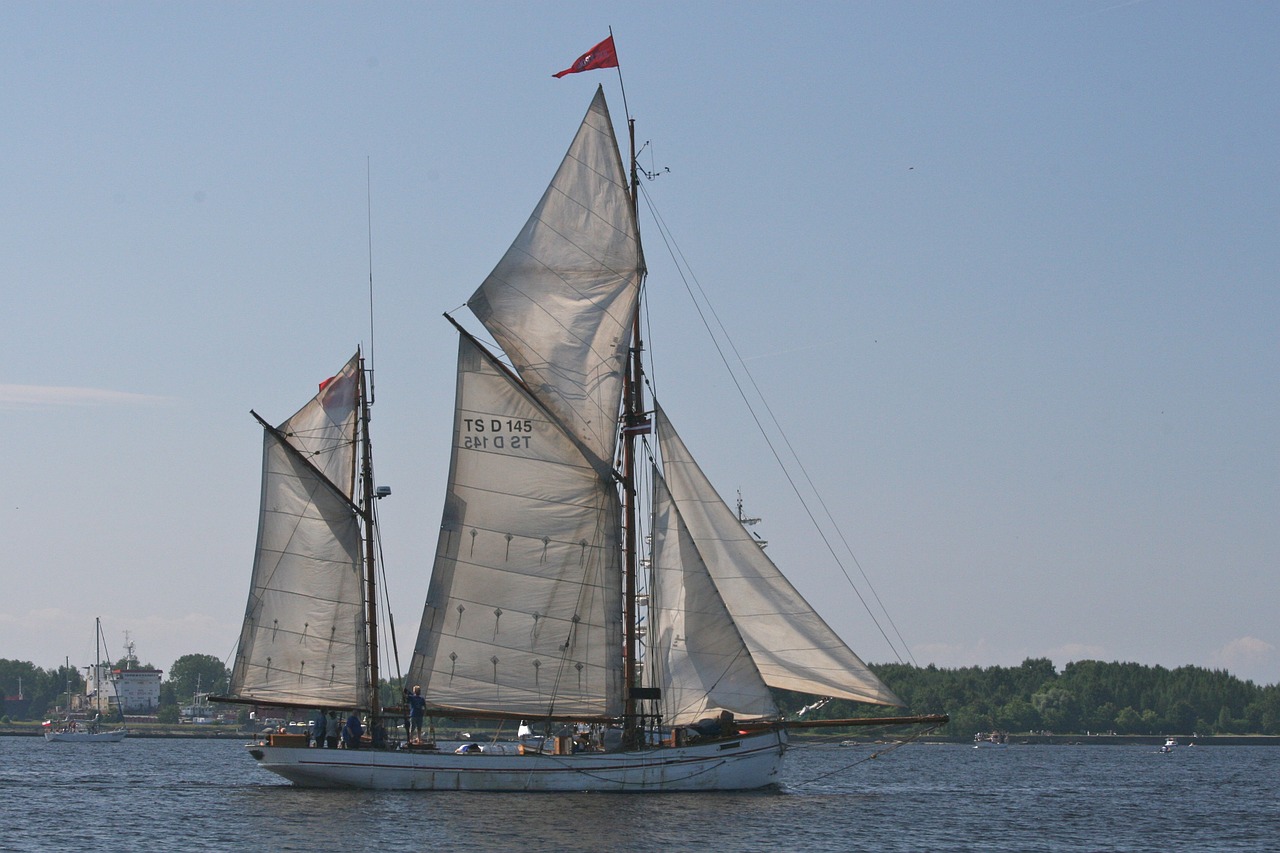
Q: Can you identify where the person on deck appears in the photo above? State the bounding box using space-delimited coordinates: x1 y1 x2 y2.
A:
405 685 426 744
342 712 363 749
325 711 339 749
312 711 327 747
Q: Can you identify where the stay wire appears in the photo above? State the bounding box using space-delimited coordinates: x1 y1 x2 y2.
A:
787 721 946 787
371 497 402 689
637 181 914 666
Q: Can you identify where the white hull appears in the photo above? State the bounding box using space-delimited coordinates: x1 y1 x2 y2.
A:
44 730 127 743
249 728 788 791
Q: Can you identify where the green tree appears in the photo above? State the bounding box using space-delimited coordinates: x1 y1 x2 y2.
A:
1114 706 1144 734
994 698 1040 733
0 659 53 716
1165 699 1197 734
1031 687 1078 732
1215 705 1234 734
166 654 229 702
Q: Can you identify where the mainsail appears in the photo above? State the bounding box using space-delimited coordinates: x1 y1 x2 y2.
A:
407 336 625 719
227 353 369 709
651 405 904 712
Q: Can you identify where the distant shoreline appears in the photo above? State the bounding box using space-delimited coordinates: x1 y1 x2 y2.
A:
900 734 1280 747
2 723 249 739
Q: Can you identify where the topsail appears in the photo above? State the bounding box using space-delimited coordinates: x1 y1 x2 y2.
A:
467 88 643 466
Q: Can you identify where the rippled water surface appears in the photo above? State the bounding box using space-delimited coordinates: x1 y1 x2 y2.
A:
4 736 1277 851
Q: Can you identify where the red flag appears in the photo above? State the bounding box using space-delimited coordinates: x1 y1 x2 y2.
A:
552 35 619 78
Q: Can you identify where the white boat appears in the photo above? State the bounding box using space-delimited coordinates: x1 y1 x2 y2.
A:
1159 737 1177 753
43 723 127 743
221 86 945 790
973 731 1009 748
44 621 128 743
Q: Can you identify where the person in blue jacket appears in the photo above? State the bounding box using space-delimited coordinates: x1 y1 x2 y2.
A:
405 685 426 744
342 712 363 749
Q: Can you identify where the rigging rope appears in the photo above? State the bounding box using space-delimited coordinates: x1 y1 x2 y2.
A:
637 181 917 667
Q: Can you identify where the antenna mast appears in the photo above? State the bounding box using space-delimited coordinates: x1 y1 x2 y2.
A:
365 157 377 404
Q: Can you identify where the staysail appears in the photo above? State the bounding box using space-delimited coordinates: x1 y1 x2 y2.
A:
652 405 904 710
406 335 625 719
651 473 779 725
227 353 370 709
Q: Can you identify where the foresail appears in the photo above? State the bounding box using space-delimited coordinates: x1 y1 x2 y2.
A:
228 353 369 709
407 335 625 719
651 475 778 725
467 86 643 465
654 405 903 708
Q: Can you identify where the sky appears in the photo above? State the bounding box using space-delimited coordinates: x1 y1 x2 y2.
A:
3 2 1277 691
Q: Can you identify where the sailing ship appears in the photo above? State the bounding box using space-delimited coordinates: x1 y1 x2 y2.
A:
43 719 126 743
44 619 127 743
222 87 945 790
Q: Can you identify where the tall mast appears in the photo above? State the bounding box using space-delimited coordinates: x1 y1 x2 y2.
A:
358 353 381 727
622 115 643 735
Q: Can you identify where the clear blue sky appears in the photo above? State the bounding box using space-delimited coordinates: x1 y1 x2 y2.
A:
4 2 1277 688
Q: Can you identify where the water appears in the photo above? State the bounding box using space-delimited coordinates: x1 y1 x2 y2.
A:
3 737 1278 851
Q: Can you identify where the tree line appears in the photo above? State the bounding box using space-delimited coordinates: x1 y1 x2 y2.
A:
775 658 1280 736
7 654 1279 736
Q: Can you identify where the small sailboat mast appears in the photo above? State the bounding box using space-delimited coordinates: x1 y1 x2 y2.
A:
94 617 101 707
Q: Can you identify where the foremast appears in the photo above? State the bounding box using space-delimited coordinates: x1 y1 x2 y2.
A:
357 354 382 732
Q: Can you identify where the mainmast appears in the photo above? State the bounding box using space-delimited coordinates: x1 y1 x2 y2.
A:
622 114 644 737
358 354 381 730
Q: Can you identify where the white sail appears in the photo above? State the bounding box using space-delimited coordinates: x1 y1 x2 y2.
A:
651 475 779 725
407 335 625 719
653 405 903 708
228 353 369 709
276 357 361 496
467 86 643 465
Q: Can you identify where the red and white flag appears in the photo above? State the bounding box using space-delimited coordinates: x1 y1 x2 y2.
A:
553 35 619 78
622 417 652 437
